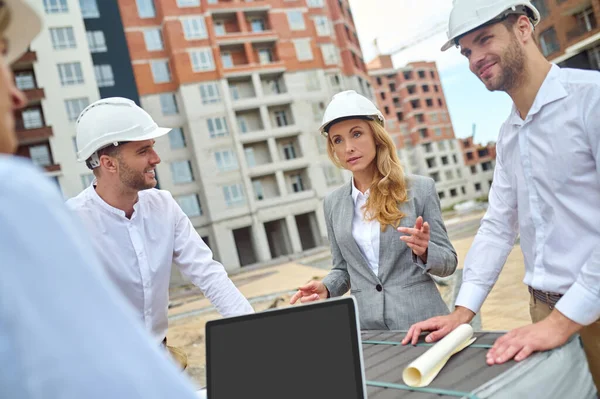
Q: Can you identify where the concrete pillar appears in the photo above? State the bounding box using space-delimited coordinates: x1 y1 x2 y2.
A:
276 171 287 196
315 200 329 245
267 137 279 162
252 73 263 97
286 214 303 253
251 219 271 261
213 224 241 271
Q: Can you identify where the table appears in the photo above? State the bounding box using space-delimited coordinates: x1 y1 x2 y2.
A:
361 330 596 398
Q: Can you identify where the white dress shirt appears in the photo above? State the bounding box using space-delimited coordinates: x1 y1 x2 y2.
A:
351 180 381 276
1 156 199 399
66 185 254 342
455 65 600 326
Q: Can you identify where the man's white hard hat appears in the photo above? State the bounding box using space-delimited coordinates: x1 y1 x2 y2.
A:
75 97 171 168
319 90 384 137
2 0 43 64
441 0 540 52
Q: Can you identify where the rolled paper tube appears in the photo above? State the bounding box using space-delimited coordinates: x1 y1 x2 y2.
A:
402 324 477 387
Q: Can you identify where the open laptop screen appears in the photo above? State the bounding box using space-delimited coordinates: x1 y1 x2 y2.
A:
206 297 365 399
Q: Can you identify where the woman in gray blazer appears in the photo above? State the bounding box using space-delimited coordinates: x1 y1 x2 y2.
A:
290 90 458 330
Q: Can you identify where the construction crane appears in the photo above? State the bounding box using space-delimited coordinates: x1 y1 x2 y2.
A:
374 20 448 56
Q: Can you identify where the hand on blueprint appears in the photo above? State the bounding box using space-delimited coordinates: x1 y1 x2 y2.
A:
289 280 329 305
401 306 476 345
486 309 582 365
398 216 430 261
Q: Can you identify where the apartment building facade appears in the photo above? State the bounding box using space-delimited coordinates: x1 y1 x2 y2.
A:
13 0 101 198
459 136 496 199
533 0 600 69
118 0 371 270
367 56 476 208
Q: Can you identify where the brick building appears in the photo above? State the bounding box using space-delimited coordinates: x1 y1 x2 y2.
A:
117 0 374 270
533 0 600 69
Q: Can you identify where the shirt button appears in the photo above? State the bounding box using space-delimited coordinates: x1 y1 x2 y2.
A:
376 284 382 292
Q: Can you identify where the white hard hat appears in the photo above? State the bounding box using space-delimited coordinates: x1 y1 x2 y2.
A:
2 0 43 64
441 0 540 52
319 90 384 137
76 97 171 168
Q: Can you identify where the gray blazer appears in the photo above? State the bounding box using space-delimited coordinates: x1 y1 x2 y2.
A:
322 174 457 330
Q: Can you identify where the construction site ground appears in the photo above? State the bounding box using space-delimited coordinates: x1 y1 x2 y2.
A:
166 209 531 389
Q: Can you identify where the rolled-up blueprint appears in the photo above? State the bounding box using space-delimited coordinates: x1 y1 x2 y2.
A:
402 323 477 387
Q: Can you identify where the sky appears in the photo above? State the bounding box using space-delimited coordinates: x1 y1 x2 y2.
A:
348 0 514 144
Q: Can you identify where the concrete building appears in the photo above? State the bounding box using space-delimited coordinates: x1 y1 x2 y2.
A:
367 55 474 208
117 0 372 270
459 136 496 199
533 0 600 69
13 0 101 198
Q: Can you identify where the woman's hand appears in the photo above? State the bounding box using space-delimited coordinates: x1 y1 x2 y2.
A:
397 216 430 262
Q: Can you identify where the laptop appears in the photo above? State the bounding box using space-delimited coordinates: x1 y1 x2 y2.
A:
205 296 367 399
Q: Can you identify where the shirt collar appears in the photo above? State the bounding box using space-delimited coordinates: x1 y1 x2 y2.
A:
508 64 568 125
87 185 141 219
351 177 369 204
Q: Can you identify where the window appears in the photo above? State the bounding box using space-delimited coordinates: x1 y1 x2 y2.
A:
539 27 559 56
328 74 341 90
253 181 264 200
136 0 156 18
168 127 186 149
312 101 325 121
434 85 439 92
418 70 426 79
159 93 179 115
215 149 238 171
407 85 416 94
438 98 443 107
81 174 95 189
213 21 225 36
221 52 233 68
453 154 458 164
384 106 390 115
475 182 482 191
245 148 256 167
150 60 171 83
15 72 35 90
57 63 84 86
22 109 43 129
481 161 493 171
419 128 428 138
423 143 432 153
274 110 289 127
237 116 248 133
290 174 305 192
44 0 68 14
449 140 455 149
177 0 200 7
575 7 597 33
422 84 430 92
207 117 229 138
190 49 215 71
223 184 245 207
307 0 324 7
323 165 342 185
450 188 458 197
287 11 306 30
29 145 52 167
182 17 207 40
590 45 600 70
86 31 107 53
176 194 202 217
426 157 436 169
250 19 266 32
403 71 413 80
65 98 90 121
438 191 445 199
396 112 404 122
426 98 434 107
314 16 331 36
199 82 221 104
282 143 297 160
320 44 339 65
434 127 442 136
50 27 76 50
258 48 273 64
430 172 440 182
456 168 463 178
445 170 454 180
415 114 425 123
79 0 100 18
171 161 194 184
437 140 445 151
144 29 163 51
441 155 449 165
94 65 115 87
293 39 313 61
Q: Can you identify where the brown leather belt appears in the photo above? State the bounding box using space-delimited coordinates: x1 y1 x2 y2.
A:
528 286 563 309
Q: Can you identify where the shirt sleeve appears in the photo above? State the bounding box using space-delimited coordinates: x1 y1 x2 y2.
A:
555 86 600 326
0 160 200 399
455 128 520 314
171 197 254 317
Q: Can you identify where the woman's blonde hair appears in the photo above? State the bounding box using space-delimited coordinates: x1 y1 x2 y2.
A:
327 119 408 231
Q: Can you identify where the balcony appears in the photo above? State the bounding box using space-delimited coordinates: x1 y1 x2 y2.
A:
217 31 277 46
12 50 37 68
22 88 45 104
567 21 598 42
44 164 62 173
208 0 270 13
15 123 53 145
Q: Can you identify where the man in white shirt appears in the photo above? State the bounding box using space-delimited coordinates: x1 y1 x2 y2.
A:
66 98 254 367
402 0 600 390
1 1 201 397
